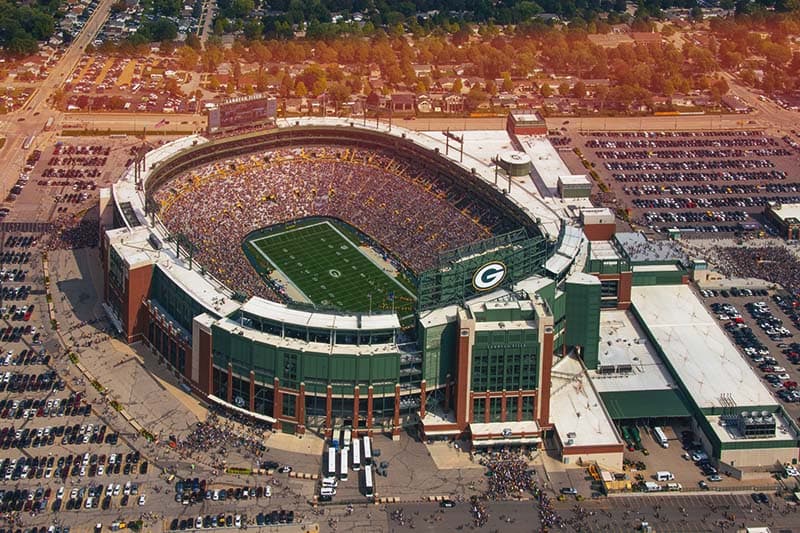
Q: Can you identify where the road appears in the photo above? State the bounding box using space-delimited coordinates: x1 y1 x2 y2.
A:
0 0 116 199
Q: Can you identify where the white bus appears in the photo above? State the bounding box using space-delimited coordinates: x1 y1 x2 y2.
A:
362 436 372 466
339 447 349 481
363 465 374 499
652 426 669 448
326 447 337 478
343 428 352 448
352 439 361 471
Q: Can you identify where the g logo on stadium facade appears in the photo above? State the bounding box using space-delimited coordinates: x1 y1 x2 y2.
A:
472 261 507 291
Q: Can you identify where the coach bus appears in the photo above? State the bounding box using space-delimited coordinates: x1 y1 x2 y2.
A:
326 447 337 478
339 447 349 481
652 426 669 448
363 465 374 500
362 436 372 466
352 439 361 471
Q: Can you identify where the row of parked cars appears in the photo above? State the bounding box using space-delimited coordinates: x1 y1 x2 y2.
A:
3 235 36 248
747 301 793 340
0 369 64 393
701 287 769 299
2 347 47 366
175 480 273 505
59 480 144 512
715 300 800 405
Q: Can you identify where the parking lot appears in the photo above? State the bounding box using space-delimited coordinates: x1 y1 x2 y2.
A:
699 287 800 424
575 129 800 235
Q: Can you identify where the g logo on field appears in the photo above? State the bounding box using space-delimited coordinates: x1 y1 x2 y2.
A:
472 261 507 291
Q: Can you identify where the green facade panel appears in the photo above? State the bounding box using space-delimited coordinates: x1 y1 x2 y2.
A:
211 324 400 396
552 290 566 324
151 266 217 332
471 328 539 392
601 389 691 420
632 270 686 286
419 319 457 388
565 279 601 369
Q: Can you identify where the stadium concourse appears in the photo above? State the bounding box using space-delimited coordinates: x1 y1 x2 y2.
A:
98 117 799 477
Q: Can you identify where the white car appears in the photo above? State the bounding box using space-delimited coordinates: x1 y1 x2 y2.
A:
264 485 271 497
123 482 131 495
777 373 791 381
234 515 242 528
97 465 104 476
113 484 121 496
57 487 64 499
138 495 146 506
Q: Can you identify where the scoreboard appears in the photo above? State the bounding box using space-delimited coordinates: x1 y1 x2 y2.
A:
207 94 277 132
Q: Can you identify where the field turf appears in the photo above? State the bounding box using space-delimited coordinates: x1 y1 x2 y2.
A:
248 220 415 313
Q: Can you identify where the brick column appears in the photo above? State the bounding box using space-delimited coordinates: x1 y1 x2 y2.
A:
517 392 523 422
249 371 255 412
352 385 360 435
468 392 475 423
419 380 427 419
325 385 333 438
226 363 233 404
484 393 490 423
296 383 306 435
272 377 282 431
538 327 555 427
182 340 192 381
367 386 374 434
392 384 401 440
500 391 507 423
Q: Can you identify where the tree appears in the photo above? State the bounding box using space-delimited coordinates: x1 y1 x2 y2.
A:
186 33 202 51
541 83 553 97
177 46 199 70
465 86 488 111
501 72 514 92
572 80 587 98
294 80 308 97
452 78 463 94
558 82 571 96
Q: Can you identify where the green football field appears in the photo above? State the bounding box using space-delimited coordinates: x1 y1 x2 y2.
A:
248 220 416 314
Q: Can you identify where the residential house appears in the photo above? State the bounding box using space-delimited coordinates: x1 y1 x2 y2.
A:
390 93 415 114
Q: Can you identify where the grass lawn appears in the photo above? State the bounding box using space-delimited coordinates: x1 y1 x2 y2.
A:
248 220 416 314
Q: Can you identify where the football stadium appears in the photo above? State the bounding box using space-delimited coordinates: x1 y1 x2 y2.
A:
100 115 800 472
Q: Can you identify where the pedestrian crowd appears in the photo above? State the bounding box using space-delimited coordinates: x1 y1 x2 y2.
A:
712 245 800 294
44 216 99 250
154 145 505 300
479 450 537 500
173 413 267 468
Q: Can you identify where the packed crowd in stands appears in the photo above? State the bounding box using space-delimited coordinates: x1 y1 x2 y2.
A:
711 246 800 294
154 146 504 300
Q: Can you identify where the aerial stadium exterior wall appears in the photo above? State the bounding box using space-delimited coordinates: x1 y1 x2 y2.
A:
110 124 564 436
